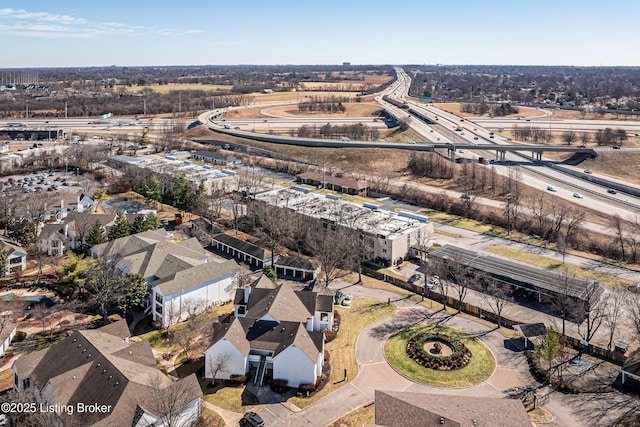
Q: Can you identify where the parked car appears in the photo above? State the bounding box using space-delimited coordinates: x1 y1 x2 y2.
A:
341 295 353 307
240 411 265 427
334 290 343 305
408 274 421 284
427 275 440 289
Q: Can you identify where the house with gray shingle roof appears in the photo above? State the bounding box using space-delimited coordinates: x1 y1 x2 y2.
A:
204 275 333 388
94 229 240 328
12 320 202 427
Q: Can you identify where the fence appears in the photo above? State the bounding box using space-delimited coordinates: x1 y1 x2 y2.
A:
362 266 627 366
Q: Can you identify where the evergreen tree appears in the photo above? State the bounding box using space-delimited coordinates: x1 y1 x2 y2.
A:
130 214 146 234
109 211 131 240
93 188 108 212
143 212 160 231
7 219 37 248
262 265 278 285
119 273 149 313
143 175 162 209
86 221 107 247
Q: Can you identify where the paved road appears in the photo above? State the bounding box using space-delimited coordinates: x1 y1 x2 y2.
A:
248 281 638 427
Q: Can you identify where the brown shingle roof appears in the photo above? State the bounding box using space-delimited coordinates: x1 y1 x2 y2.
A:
13 321 201 427
374 390 531 427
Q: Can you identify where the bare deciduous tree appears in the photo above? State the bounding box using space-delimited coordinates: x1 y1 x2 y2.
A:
207 353 231 386
603 289 624 350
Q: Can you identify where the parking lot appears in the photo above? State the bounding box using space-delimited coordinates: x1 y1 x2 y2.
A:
0 169 80 194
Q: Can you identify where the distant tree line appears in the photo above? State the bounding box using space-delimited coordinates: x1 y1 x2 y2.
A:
294 122 379 141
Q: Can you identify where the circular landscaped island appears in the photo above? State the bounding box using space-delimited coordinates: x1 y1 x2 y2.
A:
385 325 496 387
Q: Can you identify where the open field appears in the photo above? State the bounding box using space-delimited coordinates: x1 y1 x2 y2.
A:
433 102 543 118
543 108 640 121
580 151 640 184
223 100 381 120
117 83 233 94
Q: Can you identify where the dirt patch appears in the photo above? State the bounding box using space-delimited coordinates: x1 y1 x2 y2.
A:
262 103 382 119
581 151 640 184
433 102 542 118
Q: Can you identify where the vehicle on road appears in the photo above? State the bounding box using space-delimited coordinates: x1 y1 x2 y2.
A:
613 146 621 149
460 193 471 199
241 411 265 427
608 189 617 194
573 192 583 198
546 185 556 192
584 169 593 174
473 136 479 140
340 137 351 142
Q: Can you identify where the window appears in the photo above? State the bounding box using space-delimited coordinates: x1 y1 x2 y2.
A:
155 294 163 304
22 378 31 390
155 305 163 315
237 305 246 315
382 249 387 253
320 313 328 322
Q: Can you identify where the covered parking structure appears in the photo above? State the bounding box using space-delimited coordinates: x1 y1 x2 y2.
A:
429 245 603 308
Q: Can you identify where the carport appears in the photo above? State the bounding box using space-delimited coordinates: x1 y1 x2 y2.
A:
513 323 547 348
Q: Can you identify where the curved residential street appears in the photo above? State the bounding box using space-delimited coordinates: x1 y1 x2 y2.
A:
248 282 638 427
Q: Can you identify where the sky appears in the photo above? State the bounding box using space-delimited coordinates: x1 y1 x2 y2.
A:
1 0 639 68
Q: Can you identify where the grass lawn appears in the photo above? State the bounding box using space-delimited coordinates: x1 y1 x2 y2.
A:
176 357 258 414
328 402 374 427
288 297 396 409
0 369 13 393
200 406 226 427
117 83 234 94
484 244 634 288
385 325 495 387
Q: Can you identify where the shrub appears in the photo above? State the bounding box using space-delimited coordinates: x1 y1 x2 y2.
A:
406 332 471 371
11 330 26 343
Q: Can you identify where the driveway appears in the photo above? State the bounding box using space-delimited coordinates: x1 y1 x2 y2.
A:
253 282 638 427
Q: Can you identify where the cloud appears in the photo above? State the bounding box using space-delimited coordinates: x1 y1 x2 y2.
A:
0 8 201 38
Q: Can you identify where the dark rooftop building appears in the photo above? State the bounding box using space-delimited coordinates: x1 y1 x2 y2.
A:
373 390 531 427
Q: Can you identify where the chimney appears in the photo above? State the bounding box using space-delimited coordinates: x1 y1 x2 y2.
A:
243 286 250 303
60 198 64 209
63 224 68 237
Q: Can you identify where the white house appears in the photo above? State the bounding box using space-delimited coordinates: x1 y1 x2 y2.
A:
0 237 27 275
204 276 333 388
0 322 16 357
12 320 202 427
93 229 240 328
151 259 239 328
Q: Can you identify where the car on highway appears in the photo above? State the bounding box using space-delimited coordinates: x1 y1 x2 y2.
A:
607 189 617 194
546 185 556 192
473 136 479 140
573 192 584 198
613 146 621 149
584 169 593 174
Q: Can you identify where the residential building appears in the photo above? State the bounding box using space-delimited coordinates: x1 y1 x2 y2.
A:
0 236 27 275
44 192 95 221
373 390 530 427
191 150 241 167
204 276 333 388
12 320 202 427
0 322 16 357
254 188 433 263
296 171 368 196
38 212 135 256
93 229 240 328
